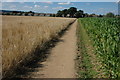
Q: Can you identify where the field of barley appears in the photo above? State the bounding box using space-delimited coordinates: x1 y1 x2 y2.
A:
2 16 76 77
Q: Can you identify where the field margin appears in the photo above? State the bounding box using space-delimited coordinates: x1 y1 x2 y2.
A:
76 19 106 78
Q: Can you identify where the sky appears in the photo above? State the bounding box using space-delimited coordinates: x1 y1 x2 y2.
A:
1 1 119 15
1 0 119 2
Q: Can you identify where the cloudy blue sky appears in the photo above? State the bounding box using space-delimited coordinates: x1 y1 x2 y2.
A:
1 1 119 15
2 0 119 2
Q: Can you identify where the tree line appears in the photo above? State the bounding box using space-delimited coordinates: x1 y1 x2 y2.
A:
1 7 119 18
56 7 119 18
56 7 84 18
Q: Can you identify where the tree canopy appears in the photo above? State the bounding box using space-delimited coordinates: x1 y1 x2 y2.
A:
106 12 115 17
56 7 84 18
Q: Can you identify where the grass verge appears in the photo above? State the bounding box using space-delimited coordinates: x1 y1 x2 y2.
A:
76 19 106 78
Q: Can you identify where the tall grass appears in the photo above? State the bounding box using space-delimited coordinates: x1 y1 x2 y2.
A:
2 16 76 77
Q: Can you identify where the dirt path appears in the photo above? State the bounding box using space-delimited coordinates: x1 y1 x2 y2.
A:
21 20 77 78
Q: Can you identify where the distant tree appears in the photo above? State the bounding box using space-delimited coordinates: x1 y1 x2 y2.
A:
6 13 10 15
28 11 34 16
115 15 120 18
89 13 97 17
83 13 89 17
52 14 56 17
12 11 18 13
56 7 89 18
106 12 115 17
25 12 28 16
32 13 34 16
56 10 63 17
89 14 93 17
44 14 46 16
50 14 52 17
75 10 84 18
13 13 17 15
50 14 56 17
98 14 103 17
67 7 77 18
62 9 68 17
29 11 33 13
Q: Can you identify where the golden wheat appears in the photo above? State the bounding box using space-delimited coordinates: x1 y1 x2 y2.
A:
2 16 76 76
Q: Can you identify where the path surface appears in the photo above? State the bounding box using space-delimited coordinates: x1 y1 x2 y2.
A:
21 20 77 78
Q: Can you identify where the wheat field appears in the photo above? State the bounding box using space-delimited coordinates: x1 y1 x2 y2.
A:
2 16 76 77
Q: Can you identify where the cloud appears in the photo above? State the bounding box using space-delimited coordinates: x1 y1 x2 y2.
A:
3 0 28 2
116 0 120 3
52 6 65 9
19 2 24 4
58 2 70 5
9 5 16 8
34 5 40 8
86 3 91 5
8 8 17 10
5 0 13 1
24 5 32 8
42 1 53 4
4 0 15 2
44 6 49 8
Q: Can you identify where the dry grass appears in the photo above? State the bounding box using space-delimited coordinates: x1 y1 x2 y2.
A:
2 16 76 77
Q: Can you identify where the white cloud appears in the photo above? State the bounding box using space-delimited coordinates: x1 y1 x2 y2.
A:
24 6 32 8
44 6 49 8
2 0 119 2
10 5 16 8
58 2 70 5
42 1 53 4
23 0 27 2
19 2 24 4
52 6 65 9
116 0 120 3
34 5 40 8
79 9 83 10
86 3 91 5
4 0 15 2
3 0 28 2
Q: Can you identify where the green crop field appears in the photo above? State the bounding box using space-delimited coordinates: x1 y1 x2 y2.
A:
77 18 119 78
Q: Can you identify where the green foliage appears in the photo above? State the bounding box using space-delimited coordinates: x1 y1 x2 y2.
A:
106 12 115 17
67 7 77 17
79 18 120 78
76 20 97 78
62 9 68 17
75 10 84 18
56 10 63 17
56 7 84 18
